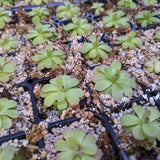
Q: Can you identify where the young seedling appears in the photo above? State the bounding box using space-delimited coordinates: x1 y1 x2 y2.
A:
0 0 12 6
0 145 16 160
54 129 102 160
91 2 104 15
116 31 142 50
92 61 136 101
0 57 16 82
0 8 11 29
103 10 129 28
135 10 160 27
0 98 19 129
27 7 50 24
32 45 66 70
56 1 80 19
40 75 84 112
155 30 160 41
26 23 57 45
145 60 160 73
27 0 49 5
0 34 19 52
117 0 136 9
78 35 112 62
121 105 160 148
142 0 157 5
63 17 91 37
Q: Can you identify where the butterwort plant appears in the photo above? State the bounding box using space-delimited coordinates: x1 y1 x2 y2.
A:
92 61 136 101
56 1 80 19
145 60 160 73
103 10 129 28
0 34 19 52
91 2 104 15
135 10 160 27
27 0 49 5
27 7 50 24
32 45 66 70
0 0 18 6
121 105 160 148
27 23 57 45
0 57 16 82
0 98 19 129
40 75 84 112
63 17 91 37
78 35 112 62
116 31 142 50
54 129 102 160
0 8 11 28
142 0 157 5
117 0 136 9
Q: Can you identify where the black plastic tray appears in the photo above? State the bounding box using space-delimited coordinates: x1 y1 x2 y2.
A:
0 1 160 160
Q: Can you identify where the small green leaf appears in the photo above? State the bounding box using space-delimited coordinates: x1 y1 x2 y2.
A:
143 123 160 138
57 151 74 160
78 43 93 54
121 85 133 97
57 99 68 111
132 125 146 140
148 107 160 122
82 135 97 155
41 84 59 93
54 139 69 151
111 83 123 101
0 110 19 118
133 105 145 118
95 80 112 91
111 61 121 73
121 114 141 126
66 136 77 150
1 115 12 129
0 145 16 160
75 129 85 144
44 94 56 107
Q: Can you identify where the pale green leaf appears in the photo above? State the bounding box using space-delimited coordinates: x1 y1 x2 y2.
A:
120 115 141 126
132 125 146 140
133 105 145 119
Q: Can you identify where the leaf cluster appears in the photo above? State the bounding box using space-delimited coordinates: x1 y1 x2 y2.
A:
117 0 136 9
56 1 80 19
103 10 129 28
27 7 50 24
121 105 160 147
0 57 16 82
54 129 102 160
145 60 160 73
63 17 91 37
135 10 160 27
0 98 19 129
78 35 112 62
0 145 16 160
142 0 157 5
27 0 49 5
91 2 104 15
40 75 84 111
0 8 11 29
116 31 142 50
32 45 66 70
0 0 18 6
92 61 136 101
0 34 19 51
26 23 57 45
155 30 160 41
